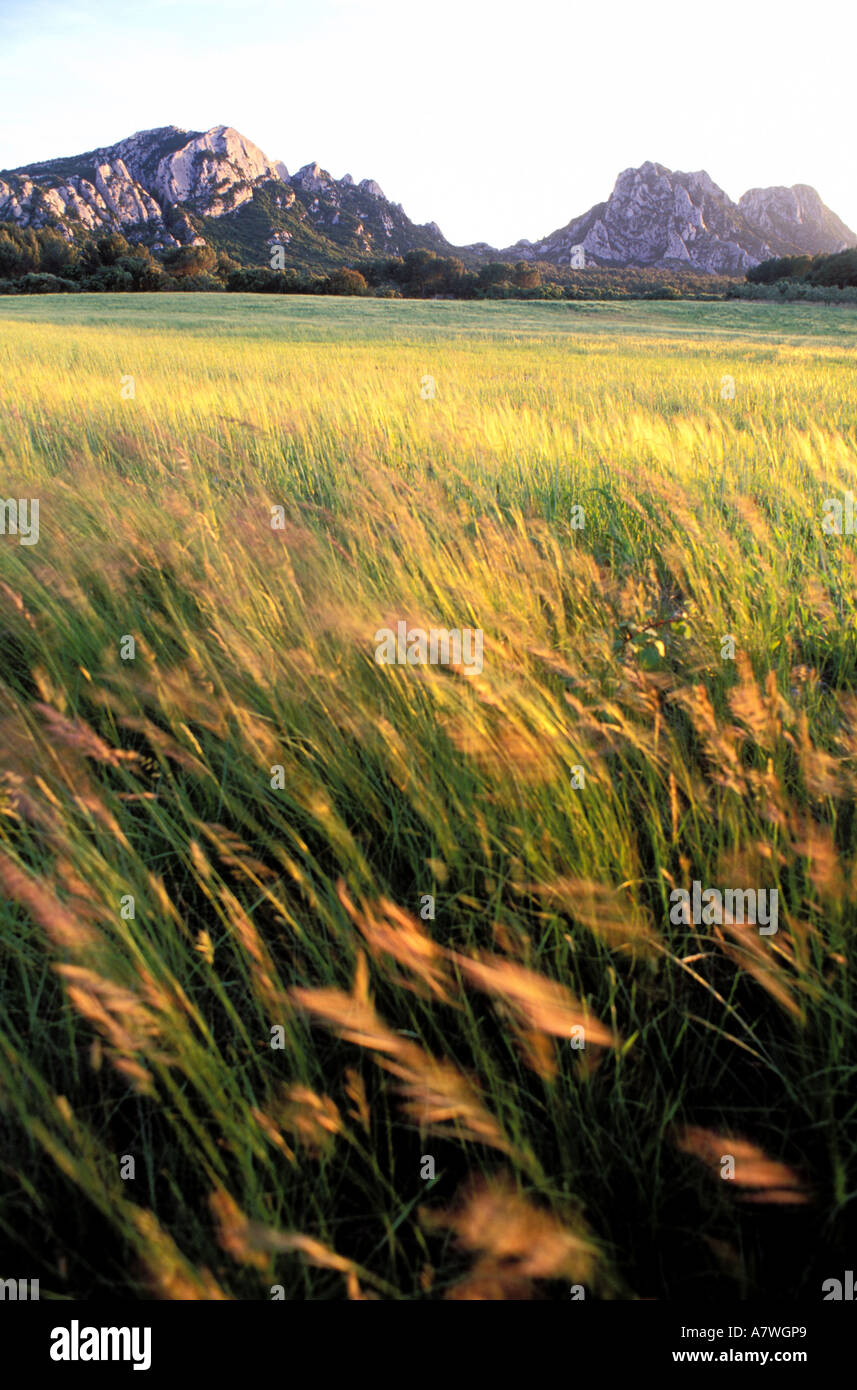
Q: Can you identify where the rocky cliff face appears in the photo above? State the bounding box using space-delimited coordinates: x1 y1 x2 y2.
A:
0 126 223 249
738 183 855 258
506 162 855 273
0 125 456 263
278 160 452 260
131 125 281 216
1 129 854 274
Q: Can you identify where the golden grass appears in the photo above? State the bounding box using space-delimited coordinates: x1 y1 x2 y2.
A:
0 296 855 1298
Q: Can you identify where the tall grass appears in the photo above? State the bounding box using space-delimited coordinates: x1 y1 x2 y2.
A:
0 294 856 1299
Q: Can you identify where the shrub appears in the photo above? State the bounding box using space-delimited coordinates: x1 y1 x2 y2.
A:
15 271 79 294
323 268 370 296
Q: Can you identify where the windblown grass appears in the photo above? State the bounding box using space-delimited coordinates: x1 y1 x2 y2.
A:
0 294 856 1299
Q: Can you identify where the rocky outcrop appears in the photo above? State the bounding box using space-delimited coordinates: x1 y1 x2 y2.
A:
738 184 855 257
293 161 334 194
146 125 281 214
278 158 451 258
507 164 758 273
506 162 855 273
0 125 455 262
0 127 238 247
0 157 190 248
0 125 295 247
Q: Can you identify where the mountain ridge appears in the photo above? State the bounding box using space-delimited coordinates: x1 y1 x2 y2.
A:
1 126 853 276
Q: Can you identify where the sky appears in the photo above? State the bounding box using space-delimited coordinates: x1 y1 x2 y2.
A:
2 0 855 248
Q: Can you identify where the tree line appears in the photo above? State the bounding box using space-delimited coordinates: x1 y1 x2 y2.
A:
731 248 857 302
0 226 735 300
7 225 855 302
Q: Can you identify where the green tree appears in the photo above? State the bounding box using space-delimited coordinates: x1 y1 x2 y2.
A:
38 229 78 277
161 243 217 278
809 249 857 288
512 260 541 290
323 268 369 295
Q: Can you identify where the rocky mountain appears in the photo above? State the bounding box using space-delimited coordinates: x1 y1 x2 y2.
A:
0 127 205 251
737 184 856 258
504 162 855 274
0 124 458 269
1 129 854 276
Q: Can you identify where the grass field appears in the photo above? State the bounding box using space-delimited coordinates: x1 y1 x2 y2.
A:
1 292 856 1301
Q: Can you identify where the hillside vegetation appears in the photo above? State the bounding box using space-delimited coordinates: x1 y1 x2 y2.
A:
0 224 736 300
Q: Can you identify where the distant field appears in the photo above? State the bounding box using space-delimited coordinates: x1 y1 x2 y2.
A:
3 290 857 343
1 294 856 1300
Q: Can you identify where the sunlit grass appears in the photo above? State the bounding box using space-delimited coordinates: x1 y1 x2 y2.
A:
0 294 856 1299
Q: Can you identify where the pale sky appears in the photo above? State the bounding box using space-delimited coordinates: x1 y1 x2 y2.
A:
2 0 855 248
